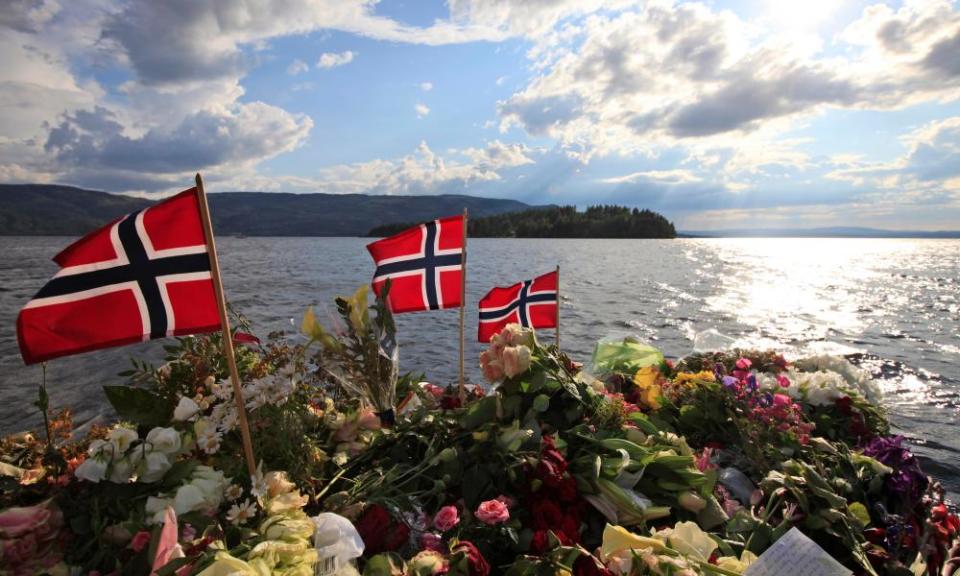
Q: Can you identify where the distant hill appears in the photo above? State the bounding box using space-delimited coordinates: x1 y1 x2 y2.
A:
369 205 677 239
0 184 532 236
681 227 960 238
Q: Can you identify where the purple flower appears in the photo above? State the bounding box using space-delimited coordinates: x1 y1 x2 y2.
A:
722 375 739 389
861 436 928 505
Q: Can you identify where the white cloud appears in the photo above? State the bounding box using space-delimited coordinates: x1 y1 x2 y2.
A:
827 116 960 198
497 0 960 167
43 103 313 191
601 169 702 185
420 81 433 91
496 75 508 86
258 140 536 195
287 59 309 75
317 50 356 69
415 102 431 118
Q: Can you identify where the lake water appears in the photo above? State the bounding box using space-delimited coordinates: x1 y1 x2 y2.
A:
1 237 958 498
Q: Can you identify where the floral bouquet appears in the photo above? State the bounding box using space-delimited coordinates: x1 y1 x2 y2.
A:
302 283 400 423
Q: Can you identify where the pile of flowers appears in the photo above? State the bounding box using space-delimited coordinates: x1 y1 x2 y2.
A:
0 287 957 576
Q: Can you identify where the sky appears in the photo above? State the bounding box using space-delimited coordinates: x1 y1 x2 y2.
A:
1 0 959 230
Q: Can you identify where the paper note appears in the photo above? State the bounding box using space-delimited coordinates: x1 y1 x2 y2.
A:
743 527 853 576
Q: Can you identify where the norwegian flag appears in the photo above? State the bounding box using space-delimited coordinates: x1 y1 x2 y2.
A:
17 188 220 364
478 269 558 342
366 215 464 314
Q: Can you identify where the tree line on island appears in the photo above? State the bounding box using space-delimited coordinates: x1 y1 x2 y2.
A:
368 205 677 239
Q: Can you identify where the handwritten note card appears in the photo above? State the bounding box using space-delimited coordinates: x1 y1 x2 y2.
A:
743 527 853 576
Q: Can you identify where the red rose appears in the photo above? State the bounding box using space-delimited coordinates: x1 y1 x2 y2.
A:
530 529 551 555
452 540 490 576
573 554 614 576
555 476 579 503
531 499 563 529
560 514 581 543
835 396 853 415
384 521 410 551
355 505 408 554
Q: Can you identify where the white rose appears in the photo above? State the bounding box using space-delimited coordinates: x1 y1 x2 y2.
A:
146 427 182 455
109 456 134 483
108 426 139 454
87 439 107 455
139 451 173 483
174 484 207 515
502 345 532 378
145 496 172 524
74 457 108 483
173 397 201 421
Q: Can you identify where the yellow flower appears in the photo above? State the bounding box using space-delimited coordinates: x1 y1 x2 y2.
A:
632 366 662 410
601 524 667 559
673 371 716 386
716 550 758 573
196 551 258 575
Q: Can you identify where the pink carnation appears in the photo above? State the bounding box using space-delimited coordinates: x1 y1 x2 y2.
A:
475 499 510 525
433 505 460 532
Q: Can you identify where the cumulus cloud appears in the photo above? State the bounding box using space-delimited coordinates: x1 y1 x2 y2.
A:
100 0 509 87
317 50 356 69
0 0 60 33
284 140 536 196
415 103 431 118
420 81 433 91
827 117 960 196
601 169 702 185
498 0 960 161
287 59 309 75
43 103 312 191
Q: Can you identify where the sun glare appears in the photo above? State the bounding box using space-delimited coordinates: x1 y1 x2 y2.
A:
761 0 840 32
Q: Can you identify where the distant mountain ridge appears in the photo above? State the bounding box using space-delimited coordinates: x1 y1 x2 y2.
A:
681 227 960 238
0 184 533 237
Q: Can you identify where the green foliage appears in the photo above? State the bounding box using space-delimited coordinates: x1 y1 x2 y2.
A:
302 283 399 412
102 386 172 429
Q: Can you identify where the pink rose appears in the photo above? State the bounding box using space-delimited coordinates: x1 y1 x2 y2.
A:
0 502 52 539
433 505 460 532
735 358 752 370
357 409 382 431
480 350 505 383
129 530 151 552
475 499 510 525
772 394 792 408
419 531 444 551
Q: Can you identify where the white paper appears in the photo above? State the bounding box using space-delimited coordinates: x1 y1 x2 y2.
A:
743 527 852 576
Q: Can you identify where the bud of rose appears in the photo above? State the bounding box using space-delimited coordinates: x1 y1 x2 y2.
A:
678 491 706 513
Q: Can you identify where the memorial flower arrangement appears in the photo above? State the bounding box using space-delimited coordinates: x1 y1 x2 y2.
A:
0 288 957 576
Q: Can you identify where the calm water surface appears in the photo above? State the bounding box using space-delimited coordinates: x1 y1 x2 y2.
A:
0 237 957 497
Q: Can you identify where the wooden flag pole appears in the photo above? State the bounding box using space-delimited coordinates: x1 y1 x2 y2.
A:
459 208 468 403
194 174 257 480
555 264 561 349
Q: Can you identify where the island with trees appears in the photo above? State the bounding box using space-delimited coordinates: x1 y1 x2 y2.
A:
368 205 677 239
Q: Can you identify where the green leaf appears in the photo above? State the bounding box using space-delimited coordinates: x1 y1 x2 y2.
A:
363 553 405 576
460 396 499 430
161 460 198 489
102 385 172 428
532 394 551 413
